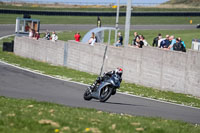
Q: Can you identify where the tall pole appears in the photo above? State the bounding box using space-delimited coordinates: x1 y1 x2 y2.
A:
124 0 132 47
114 0 120 43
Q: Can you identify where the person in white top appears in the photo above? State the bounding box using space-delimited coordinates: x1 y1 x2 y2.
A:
51 31 58 42
140 35 149 46
88 32 96 46
29 29 34 38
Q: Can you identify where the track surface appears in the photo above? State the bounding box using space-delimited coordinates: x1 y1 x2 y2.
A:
0 61 200 124
0 24 197 37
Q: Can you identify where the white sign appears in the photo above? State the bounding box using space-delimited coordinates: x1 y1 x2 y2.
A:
192 39 200 51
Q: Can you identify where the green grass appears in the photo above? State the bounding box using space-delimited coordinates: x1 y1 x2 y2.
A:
1 13 200 25
0 96 200 133
0 35 200 108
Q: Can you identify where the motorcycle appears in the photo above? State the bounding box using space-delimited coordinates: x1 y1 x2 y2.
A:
83 73 121 102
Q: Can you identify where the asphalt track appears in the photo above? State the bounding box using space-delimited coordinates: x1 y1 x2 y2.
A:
0 24 197 37
0 61 200 124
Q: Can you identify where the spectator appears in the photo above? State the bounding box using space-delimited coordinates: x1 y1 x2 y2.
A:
168 35 176 50
152 33 162 47
115 32 123 47
159 35 171 49
51 31 58 42
34 32 40 40
74 32 81 42
29 29 34 38
173 38 185 52
132 32 140 46
178 37 186 52
25 24 30 32
158 35 164 48
88 32 96 46
97 16 101 28
178 37 186 48
45 31 51 40
140 35 149 46
135 37 144 48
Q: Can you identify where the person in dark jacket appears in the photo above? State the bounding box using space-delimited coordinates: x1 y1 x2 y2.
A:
160 35 171 49
152 33 162 47
173 38 185 52
132 32 140 46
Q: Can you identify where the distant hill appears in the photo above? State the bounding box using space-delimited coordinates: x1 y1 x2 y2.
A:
164 0 200 6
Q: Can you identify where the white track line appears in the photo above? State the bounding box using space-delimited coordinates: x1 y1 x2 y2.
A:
0 34 15 40
1 60 200 110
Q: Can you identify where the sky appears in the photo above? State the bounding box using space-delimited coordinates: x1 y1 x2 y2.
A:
2 0 169 5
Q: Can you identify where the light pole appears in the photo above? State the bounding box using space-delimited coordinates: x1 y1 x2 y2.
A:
114 0 120 43
124 0 132 47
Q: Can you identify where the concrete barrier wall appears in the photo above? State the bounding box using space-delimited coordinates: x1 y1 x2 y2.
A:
14 36 200 97
185 50 200 96
14 36 65 66
66 40 106 74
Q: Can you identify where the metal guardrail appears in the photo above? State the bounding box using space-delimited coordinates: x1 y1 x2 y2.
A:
1 9 200 16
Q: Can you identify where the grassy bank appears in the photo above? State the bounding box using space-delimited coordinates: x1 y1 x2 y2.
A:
0 96 200 133
0 36 200 108
0 13 200 25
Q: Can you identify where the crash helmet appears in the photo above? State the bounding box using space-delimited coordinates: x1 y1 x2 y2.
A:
115 67 123 76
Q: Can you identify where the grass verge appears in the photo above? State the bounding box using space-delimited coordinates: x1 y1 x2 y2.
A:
0 36 200 108
0 96 200 133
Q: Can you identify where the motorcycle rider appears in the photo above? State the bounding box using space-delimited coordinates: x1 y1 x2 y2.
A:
89 68 123 91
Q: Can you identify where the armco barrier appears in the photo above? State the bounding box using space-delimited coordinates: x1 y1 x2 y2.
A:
14 36 200 97
1 9 200 16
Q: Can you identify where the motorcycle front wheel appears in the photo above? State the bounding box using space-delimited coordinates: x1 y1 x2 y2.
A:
83 88 92 101
99 86 112 102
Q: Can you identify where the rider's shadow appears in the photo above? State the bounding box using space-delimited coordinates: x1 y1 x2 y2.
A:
92 100 146 107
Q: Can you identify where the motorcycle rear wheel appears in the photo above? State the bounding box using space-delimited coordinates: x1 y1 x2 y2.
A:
99 86 112 102
83 88 92 101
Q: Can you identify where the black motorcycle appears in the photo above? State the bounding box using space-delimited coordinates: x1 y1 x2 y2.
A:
83 73 121 102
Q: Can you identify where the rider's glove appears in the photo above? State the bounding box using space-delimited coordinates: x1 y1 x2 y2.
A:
96 77 102 82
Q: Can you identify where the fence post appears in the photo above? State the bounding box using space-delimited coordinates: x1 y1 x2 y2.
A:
63 42 68 66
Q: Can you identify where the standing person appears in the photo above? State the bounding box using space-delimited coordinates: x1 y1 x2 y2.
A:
135 37 144 48
167 35 176 50
51 31 58 42
140 35 149 46
115 32 123 47
132 32 139 46
97 16 101 28
29 29 34 38
34 32 40 40
45 31 51 40
152 33 162 47
159 35 171 49
88 32 96 46
173 38 185 52
74 32 81 42
178 37 186 52
25 24 30 32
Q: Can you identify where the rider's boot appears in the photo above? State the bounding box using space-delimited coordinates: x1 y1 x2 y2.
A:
89 82 96 92
88 77 102 92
